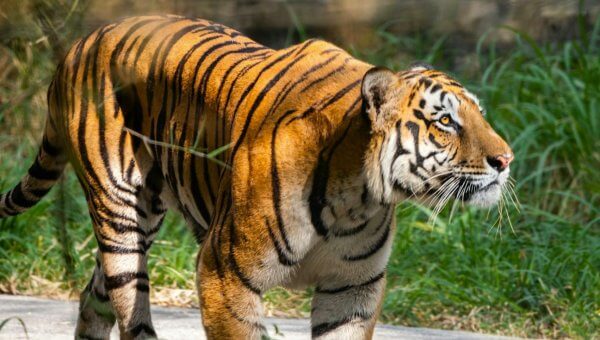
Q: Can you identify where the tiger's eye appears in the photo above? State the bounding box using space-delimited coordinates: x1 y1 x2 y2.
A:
440 116 450 125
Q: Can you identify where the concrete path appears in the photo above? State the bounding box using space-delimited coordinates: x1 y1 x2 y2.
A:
0 295 514 339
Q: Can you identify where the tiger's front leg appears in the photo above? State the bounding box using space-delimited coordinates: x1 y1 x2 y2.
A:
197 185 315 339
311 274 386 339
197 210 267 339
307 208 395 339
198 247 266 339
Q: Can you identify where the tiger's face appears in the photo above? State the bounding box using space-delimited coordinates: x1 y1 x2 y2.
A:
361 65 513 208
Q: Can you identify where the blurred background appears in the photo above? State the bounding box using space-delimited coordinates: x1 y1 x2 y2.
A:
0 0 598 338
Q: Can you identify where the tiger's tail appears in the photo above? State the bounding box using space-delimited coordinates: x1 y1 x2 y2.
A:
0 101 67 218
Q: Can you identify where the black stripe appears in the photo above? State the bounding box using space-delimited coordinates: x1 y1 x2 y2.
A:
134 205 147 219
135 283 150 292
28 157 62 181
174 34 223 112
122 34 141 66
173 36 222 109
104 272 149 291
227 40 316 142
330 220 368 237
228 44 314 162
188 41 243 205
3 192 17 211
299 57 351 94
210 193 232 278
149 23 206 159
256 53 340 133
96 73 136 196
265 220 298 266
41 136 61 157
312 311 372 337
440 91 447 103
29 187 52 198
2 205 19 216
316 271 385 294
407 89 416 107
308 123 353 237
413 109 432 127
215 52 270 115
97 241 146 255
96 230 129 246
419 77 432 89
95 203 139 227
93 201 143 230
340 96 362 121
228 209 262 294
428 133 444 148
128 323 156 337
287 79 360 125
76 335 105 340
270 110 298 252
10 184 37 208
223 301 266 331
392 120 410 161
343 220 391 261
377 135 389 203
214 52 270 125
133 17 186 66
189 169 212 228
103 219 147 236
309 153 331 237
91 23 144 194
192 46 264 204
76 28 136 208
109 17 159 72
91 288 110 302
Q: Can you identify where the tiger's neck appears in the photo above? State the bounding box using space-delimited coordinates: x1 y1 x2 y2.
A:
307 93 389 232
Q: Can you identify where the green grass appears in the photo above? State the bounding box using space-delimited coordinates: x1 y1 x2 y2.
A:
1 4 599 339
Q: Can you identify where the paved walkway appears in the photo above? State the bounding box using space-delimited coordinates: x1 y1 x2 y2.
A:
0 295 514 339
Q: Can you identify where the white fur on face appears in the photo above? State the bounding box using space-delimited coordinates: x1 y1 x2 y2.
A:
370 82 507 208
381 90 462 202
460 156 511 208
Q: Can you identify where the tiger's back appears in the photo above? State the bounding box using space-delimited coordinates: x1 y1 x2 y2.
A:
49 16 368 242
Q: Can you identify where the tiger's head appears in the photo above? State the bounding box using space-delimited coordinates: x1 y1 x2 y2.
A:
361 64 513 208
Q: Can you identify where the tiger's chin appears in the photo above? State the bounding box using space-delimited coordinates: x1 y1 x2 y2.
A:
462 182 503 208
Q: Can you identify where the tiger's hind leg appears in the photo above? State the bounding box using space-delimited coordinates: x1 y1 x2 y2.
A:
75 253 116 339
76 164 168 340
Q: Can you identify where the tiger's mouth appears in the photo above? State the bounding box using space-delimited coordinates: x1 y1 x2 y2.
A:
418 172 507 209
452 169 511 208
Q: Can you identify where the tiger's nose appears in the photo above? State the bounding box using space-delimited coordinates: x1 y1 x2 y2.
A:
486 153 513 172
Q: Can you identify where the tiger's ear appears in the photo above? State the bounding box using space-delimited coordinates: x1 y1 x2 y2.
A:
361 67 398 132
409 61 434 72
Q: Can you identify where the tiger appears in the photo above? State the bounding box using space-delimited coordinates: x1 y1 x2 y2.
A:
0 15 513 339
